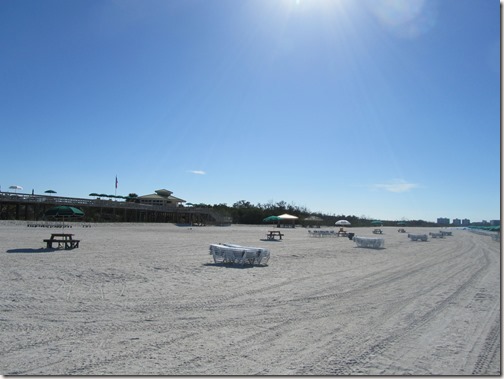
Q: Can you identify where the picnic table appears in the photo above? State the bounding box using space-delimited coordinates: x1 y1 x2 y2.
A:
43 233 80 249
266 230 284 240
372 228 383 234
337 228 348 237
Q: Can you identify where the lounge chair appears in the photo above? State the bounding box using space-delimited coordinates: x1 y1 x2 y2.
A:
353 236 385 249
407 234 428 241
209 244 270 266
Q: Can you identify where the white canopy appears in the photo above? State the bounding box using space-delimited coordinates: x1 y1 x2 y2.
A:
278 214 298 220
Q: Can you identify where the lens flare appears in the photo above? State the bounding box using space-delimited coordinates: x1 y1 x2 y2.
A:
367 0 438 38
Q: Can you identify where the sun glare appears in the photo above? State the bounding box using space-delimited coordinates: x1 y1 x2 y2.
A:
285 0 349 12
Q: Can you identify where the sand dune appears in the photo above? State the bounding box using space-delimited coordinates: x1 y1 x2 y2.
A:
0 222 500 375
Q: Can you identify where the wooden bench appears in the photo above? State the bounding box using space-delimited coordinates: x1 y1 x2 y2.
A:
43 233 80 249
266 231 284 240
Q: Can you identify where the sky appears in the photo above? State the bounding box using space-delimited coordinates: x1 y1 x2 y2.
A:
0 0 500 222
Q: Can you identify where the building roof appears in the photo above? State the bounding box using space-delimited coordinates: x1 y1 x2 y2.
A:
138 193 185 203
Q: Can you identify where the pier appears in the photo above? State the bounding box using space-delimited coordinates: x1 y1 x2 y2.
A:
0 192 231 225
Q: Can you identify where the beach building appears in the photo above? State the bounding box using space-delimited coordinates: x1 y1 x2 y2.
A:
137 189 185 207
462 218 471 226
437 217 450 225
0 189 235 224
452 218 461 226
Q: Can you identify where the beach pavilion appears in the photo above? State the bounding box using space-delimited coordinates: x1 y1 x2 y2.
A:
278 213 298 228
137 189 186 207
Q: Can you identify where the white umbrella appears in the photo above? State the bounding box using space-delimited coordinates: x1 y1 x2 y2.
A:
335 220 351 226
9 185 23 193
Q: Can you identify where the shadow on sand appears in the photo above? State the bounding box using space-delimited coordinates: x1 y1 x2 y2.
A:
202 263 267 269
352 246 386 250
6 247 60 254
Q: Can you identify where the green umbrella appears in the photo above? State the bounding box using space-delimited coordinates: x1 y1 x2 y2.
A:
44 206 85 228
89 193 100 197
371 220 382 226
44 206 84 218
263 215 280 223
44 190 57 195
9 185 22 193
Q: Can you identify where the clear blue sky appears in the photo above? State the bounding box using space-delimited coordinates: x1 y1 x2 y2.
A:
1 0 500 222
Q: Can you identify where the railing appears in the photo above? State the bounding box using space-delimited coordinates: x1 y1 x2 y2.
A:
1 192 156 209
0 192 232 223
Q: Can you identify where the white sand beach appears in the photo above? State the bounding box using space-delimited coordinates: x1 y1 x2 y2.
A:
0 221 500 375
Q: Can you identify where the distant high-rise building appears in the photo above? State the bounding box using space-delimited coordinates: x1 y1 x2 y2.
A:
462 219 470 225
452 218 461 226
437 217 450 225
490 220 501 226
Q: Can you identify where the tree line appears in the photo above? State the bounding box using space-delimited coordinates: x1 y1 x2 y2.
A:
179 199 437 227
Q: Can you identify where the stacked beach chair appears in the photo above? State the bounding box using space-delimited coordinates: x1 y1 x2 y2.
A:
408 233 428 241
209 243 270 266
352 236 385 249
308 230 336 237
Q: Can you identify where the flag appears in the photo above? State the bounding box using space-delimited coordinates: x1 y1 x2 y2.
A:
115 175 118 189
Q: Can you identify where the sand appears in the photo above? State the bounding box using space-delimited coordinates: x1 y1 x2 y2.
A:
0 221 500 375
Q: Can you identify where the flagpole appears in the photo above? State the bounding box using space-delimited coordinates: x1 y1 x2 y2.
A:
115 175 117 197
